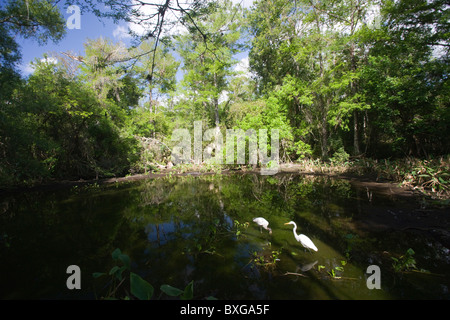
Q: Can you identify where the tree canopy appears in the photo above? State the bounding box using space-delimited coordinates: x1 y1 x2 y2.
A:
0 0 448 187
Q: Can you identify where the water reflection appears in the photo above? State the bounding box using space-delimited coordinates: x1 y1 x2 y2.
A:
0 173 449 299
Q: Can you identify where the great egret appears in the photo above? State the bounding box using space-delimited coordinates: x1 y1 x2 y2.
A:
284 221 318 252
253 217 272 235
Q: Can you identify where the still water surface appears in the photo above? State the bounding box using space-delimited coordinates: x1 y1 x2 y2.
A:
0 173 449 299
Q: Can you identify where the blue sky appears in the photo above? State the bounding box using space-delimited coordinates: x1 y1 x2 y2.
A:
18 4 127 75
17 1 252 77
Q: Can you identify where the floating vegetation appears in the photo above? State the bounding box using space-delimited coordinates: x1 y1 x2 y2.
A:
251 249 282 270
391 248 417 273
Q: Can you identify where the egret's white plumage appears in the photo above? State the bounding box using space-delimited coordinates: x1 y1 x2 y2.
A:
284 221 318 252
253 217 272 234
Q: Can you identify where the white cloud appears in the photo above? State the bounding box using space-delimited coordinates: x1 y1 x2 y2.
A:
41 57 58 65
113 25 132 40
124 0 255 40
232 0 254 9
234 56 249 74
20 57 58 76
20 62 35 75
233 55 257 79
128 0 255 37
127 0 192 38
218 90 229 104
363 4 381 30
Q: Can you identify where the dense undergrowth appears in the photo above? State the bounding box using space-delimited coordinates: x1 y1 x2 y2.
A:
133 155 450 201
281 156 450 200
2 153 449 203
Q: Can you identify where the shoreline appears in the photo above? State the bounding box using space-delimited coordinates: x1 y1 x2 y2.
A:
1 163 448 247
0 163 426 200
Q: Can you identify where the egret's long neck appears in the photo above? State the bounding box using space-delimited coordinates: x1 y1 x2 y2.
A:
292 223 298 236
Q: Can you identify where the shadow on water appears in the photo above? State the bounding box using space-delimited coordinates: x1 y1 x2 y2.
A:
0 173 449 299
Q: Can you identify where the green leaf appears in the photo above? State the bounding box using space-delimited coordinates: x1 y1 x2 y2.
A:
112 248 122 260
130 272 154 300
118 253 131 269
109 265 126 281
109 265 120 276
181 280 194 300
92 272 106 278
160 284 184 297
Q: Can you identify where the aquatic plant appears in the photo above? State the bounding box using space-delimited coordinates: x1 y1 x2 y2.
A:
317 260 352 280
93 248 195 300
234 219 249 238
391 248 417 273
251 249 281 270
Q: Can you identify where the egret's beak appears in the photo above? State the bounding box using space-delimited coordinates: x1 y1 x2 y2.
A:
284 222 290 225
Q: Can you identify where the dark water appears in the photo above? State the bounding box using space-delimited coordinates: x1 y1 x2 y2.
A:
0 173 449 299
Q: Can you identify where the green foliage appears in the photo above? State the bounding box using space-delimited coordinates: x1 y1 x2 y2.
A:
0 0 66 46
330 147 350 165
410 162 450 193
234 220 249 238
348 157 450 199
176 0 244 126
246 0 448 160
93 248 199 300
0 0 449 188
392 248 417 272
161 281 194 300
294 140 313 159
130 272 154 300
22 58 132 179
252 249 281 270
160 284 184 297
316 260 348 280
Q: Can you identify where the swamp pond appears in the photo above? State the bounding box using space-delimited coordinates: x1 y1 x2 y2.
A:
0 173 449 299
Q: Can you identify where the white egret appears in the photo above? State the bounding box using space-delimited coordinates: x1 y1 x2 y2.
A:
284 221 318 252
253 217 272 235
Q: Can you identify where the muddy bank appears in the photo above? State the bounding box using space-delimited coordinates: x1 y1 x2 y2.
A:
339 175 450 250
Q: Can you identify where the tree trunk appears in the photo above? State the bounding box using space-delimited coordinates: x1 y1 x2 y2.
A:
213 72 219 126
349 12 360 156
321 112 328 159
353 110 360 155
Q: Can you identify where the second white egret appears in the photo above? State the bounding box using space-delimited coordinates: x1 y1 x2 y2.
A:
253 217 272 235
